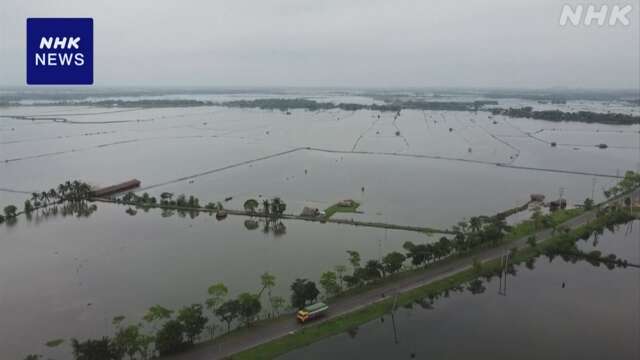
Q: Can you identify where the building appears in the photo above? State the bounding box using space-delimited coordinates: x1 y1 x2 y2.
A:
338 199 357 207
549 199 567 211
530 194 545 202
92 179 141 197
301 206 320 217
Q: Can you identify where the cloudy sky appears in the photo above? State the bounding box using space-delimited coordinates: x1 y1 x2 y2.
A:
1 0 638 88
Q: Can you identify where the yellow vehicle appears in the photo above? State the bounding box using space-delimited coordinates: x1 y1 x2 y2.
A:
296 302 328 323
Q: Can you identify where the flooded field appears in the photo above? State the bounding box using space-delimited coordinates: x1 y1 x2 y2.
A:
280 221 640 360
1 93 639 358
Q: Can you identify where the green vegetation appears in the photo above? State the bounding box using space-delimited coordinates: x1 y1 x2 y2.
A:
243 199 259 213
324 200 360 218
1 180 94 227
233 206 634 359
44 339 65 348
604 171 640 198
491 107 640 125
3 204 17 218
22 175 638 359
290 279 320 309
18 97 499 113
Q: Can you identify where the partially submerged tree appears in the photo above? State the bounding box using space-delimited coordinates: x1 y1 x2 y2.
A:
243 199 259 214
177 304 207 344
215 299 241 333
237 293 262 326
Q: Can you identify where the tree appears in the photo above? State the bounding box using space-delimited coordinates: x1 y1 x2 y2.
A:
143 305 172 323
346 250 361 269
404 243 432 267
269 197 286 219
469 216 482 233
290 278 319 309
3 205 17 218
382 252 406 275
262 199 270 217
113 325 143 360
155 320 186 356
71 337 122 360
583 198 594 210
258 272 276 298
343 274 363 288
363 260 383 280
271 296 287 316
24 200 34 213
526 235 537 248
432 237 452 260
177 304 207 344
319 271 340 297
453 232 467 254
334 265 347 288
205 283 228 314
237 293 262 326
243 199 259 214
142 305 173 331
216 299 241 333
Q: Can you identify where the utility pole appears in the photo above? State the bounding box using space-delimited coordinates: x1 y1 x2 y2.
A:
591 177 596 200
498 251 510 296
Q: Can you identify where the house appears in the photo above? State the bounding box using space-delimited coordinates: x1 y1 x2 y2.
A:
92 179 141 197
301 207 320 217
338 199 357 207
549 199 567 211
530 194 545 202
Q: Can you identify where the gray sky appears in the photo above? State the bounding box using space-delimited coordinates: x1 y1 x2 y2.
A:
1 0 639 88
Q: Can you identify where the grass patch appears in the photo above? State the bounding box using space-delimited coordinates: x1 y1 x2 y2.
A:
45 339 65 348
324 201 360 219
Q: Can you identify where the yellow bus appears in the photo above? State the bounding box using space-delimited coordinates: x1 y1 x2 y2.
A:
296 302 328 323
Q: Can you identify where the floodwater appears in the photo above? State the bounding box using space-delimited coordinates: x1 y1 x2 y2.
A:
1 92 639 358
280 221 640 360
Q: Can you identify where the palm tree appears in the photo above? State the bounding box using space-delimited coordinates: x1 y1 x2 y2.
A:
469 217 482 233
262 199 270 218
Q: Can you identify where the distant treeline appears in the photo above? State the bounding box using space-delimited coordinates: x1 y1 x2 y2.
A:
491 107 640 125
220 98 494 112
11 98 498 112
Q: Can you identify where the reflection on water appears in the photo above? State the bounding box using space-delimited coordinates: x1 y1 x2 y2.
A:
280 222 640 360
0 202 426 359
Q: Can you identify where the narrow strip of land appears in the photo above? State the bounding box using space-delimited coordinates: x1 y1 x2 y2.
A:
91 198 454 235
169 191 635 360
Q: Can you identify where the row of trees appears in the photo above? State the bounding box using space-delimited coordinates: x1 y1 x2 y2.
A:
491 107 640 126
120 192 289 222
2 180 92 226
35 271 292 359
604 171 640 199
26 192 632 359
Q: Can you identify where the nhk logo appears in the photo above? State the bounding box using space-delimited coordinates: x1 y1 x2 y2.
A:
27 18 93 85
559 4 633 26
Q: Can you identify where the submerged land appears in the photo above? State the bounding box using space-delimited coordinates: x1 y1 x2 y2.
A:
1 87 639 360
